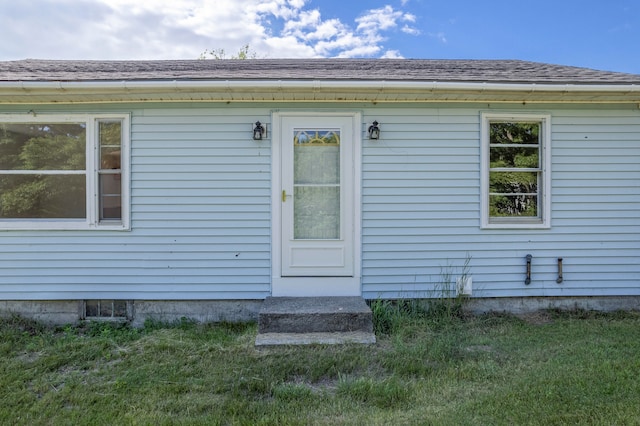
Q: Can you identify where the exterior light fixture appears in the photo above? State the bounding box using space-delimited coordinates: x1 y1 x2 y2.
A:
253 121 265 140
368 121 380 140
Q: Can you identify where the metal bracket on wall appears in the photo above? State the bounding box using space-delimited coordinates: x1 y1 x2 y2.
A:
525 254 532 285
556 258 563 284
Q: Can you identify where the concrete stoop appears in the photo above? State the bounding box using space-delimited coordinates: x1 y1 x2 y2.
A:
255 296 376 346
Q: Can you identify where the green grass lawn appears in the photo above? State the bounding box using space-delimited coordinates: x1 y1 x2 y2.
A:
1 306 639 425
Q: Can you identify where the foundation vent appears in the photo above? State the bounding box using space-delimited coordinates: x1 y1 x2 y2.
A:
84 300 131 320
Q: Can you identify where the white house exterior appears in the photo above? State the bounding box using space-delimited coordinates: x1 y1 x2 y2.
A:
0 59 638 323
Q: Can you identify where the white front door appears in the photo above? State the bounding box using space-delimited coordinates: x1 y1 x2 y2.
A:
272 113 361 296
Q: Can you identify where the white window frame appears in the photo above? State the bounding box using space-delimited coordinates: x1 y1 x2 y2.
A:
480 112 551 229
0 114 130 230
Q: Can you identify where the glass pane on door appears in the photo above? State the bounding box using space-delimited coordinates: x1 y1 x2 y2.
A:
293 129 340 240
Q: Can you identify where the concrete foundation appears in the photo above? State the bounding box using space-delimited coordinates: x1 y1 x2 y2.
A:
464 296 640 315
0 296 638 327
130 300 263 328
0 300 82 325
0 300 262 327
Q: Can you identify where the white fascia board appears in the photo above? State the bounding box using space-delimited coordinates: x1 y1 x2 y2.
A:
1 79 639 93
0 80 639 104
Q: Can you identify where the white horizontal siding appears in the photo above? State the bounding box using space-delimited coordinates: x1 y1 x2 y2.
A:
0 106 272 300
361 106 640 299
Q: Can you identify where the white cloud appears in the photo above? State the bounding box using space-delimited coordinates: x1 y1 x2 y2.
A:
381 49 404 59
282 9 348 42
0 0 421 60
356 6 412 36
276 4 421 58
429 31 448 44
402 25 421 36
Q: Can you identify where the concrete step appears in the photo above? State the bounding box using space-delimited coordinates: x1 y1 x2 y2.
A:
256 296 376 346
255 331 376 346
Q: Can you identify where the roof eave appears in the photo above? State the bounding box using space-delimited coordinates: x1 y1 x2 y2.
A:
0 80 639 104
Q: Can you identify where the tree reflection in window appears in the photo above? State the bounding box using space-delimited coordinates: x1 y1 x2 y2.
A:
98 121 122 221
0 123 86 219
489 122 541 218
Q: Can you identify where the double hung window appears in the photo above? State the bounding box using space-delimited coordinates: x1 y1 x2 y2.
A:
0 114 129 230
481 113 551 228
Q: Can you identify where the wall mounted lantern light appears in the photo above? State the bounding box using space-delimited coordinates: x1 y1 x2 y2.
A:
368 120 380 140
253 121 266 140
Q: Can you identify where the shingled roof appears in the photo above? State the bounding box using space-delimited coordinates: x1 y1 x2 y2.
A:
2 59 640 85
1 59 639 104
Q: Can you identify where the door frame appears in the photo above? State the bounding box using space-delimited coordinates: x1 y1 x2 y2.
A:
271 111 362 297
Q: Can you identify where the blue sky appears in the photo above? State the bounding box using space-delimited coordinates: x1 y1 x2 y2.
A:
0 0 638 73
